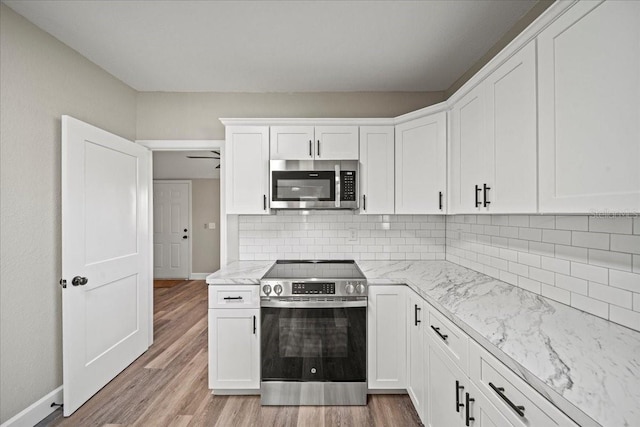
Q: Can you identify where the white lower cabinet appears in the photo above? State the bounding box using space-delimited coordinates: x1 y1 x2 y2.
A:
208 286 260 391
466 381 513 427
367 286 406 389
407 291 426 419
427 338 468 427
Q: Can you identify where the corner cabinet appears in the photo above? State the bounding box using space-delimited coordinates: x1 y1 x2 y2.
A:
395 112 447 214
208 285 260 391
450 41 537 214
538 0 640 213
225 126 270 214
270 125 359 160
359 126 395 214
367 286 406 390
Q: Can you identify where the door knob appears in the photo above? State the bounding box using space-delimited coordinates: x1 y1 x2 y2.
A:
72 276 88 286
183 236 188 239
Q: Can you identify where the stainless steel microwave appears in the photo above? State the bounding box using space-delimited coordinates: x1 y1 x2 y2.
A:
270 160 358 209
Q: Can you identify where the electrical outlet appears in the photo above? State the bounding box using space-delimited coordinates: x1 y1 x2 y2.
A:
348 228 358 242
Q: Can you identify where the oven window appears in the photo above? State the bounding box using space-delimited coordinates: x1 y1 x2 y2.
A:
272 171 335 201
261 306 366 382
279 317 348 358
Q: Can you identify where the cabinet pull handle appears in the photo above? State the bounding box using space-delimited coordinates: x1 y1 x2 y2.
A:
456 381 465 412
430 325 448 341
253 315 257 334
475 185 482 208
223 296 243 301
414 304 421 326
483 184 491 207
465 392 475 426
309 140 312 157
263 194 267 211
317 140 320 157
439 191 443 210
363 194 366 211
489 382 525 417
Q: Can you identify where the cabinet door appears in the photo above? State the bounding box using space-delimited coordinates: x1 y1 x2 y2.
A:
359 126 395 214
270 126 314 160
485 41 537 213
538 0 640 213
225 126 270 214
315 126 359 160
427 339 466 427
208 308 260 390
396 112 447 214
367 286 406 389
407 291 426 421
467 382 513 427
450 85 487 214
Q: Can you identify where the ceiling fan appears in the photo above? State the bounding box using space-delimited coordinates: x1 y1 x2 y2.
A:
186 151 220 168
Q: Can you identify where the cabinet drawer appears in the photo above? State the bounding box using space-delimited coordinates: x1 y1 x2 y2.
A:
469 341 577 427
427 308 469 374
208 286 259 309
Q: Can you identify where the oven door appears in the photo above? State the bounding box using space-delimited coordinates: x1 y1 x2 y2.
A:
260 299 366 383
271 170 338 209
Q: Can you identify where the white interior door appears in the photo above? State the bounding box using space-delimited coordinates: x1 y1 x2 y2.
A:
61 116 151 416
153 181 190 279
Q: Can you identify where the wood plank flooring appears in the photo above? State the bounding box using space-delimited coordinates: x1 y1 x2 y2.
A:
40 280 422 427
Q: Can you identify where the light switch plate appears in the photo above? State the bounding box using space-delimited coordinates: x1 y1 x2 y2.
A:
208 222 216 229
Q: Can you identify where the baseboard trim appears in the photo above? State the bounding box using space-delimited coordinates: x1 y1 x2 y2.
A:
189 273 210 280
1 386 63 427
367 389 408 395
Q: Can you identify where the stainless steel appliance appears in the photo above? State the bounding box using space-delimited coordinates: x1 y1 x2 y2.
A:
260 260 367 406
270 160 358 209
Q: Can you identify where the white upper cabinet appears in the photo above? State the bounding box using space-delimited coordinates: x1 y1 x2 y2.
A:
450 41 537 214
225 126 270 214
359 126 395 214
270 126 314 160
315 126 359 160
538 0 640 213
485 41 537 213
270 126 358 160
395 112 447 214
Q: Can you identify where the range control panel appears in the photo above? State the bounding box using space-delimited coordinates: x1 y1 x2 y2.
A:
292 282 335 295
340 171 356 201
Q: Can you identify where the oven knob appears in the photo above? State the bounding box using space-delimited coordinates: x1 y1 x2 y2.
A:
345 283 355 294
356 284 366 294
274 284 283 295
262 284 272 296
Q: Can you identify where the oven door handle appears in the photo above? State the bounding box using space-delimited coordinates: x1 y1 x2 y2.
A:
261 299 367 309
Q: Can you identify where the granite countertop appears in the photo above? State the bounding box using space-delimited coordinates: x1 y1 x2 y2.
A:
207 260 640 427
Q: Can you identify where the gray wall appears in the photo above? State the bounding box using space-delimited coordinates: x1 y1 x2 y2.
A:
136 91 444 140
192 179 221 273
0 4 137 423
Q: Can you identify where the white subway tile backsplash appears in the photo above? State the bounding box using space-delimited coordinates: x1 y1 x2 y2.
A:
610 234 640 255
571 294 609 318
571 262 608 284
609 270 640 292
446 214 640 332
572 231 610 250
555 215 589 231
609 306 640 331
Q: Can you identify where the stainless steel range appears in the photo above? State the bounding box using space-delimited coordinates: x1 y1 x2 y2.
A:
260 260 367 406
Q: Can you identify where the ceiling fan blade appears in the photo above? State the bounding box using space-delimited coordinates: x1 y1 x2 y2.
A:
216 165 220 169
212 150 220 155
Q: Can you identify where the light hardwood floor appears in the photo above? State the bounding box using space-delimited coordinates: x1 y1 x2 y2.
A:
40 280 422 427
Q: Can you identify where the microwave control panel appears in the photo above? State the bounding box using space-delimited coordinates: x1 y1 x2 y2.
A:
340 171 356 201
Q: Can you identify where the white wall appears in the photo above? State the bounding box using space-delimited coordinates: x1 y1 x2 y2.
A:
192 179 221 273
0 4 137 423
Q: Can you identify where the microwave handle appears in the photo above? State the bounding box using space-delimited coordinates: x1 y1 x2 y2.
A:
335 164 341 208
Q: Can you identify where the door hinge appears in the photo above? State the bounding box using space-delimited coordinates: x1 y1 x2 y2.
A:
59 278 67 289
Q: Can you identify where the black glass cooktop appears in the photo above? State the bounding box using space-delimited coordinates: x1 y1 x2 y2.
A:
262 260 365 280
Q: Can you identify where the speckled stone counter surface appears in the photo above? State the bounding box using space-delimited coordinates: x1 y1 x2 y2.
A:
359 260 640 427
207 260 640 426
206 261 273 284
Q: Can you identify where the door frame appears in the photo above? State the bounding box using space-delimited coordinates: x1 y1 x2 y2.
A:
152 179 193 280
137 139 224 346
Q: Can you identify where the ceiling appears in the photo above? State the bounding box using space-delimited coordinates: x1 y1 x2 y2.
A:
3 0 537 92
153 151 220 179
